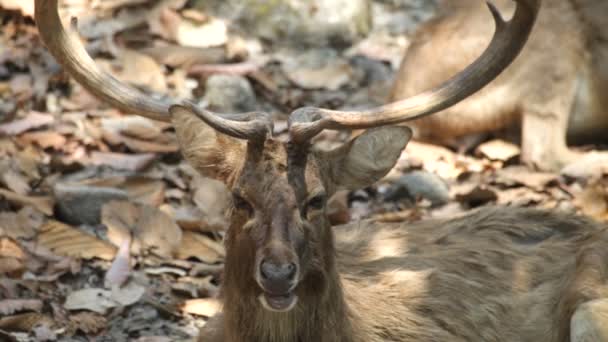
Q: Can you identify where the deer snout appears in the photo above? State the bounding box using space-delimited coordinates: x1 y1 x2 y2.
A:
259 259 298 294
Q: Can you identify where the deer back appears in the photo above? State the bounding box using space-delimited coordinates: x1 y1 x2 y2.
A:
391 0 608 142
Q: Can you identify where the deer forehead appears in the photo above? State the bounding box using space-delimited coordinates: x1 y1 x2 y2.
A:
233 140 324 201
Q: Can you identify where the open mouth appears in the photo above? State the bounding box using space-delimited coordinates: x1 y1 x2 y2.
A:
259 291 298 312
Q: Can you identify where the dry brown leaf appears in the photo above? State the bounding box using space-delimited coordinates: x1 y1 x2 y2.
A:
180 298 221 317
0 0 34 16
0 299 43 315
64 282 145 314
103 200 182 258
18 131 67 150
0 312 51 332
88 151 157 171
0 238 26 274
141 45 226 68
0 188 53 216
1 167 30 195
475 139 521 162
176 231 224 264
103 50 167 93
104 235 132 288
0 112 54 136
67 312 107 335
37 220 117 261
0 207 42 240
573 180 608 221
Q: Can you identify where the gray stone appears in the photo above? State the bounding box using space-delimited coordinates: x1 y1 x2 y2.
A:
194 0 372 47
384 170 449 206
203 74 257 113
54 183 128 225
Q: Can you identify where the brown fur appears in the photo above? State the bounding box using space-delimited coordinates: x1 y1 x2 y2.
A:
178 102 608 341
391 0 608 171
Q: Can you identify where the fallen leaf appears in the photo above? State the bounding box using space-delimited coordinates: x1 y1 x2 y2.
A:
176 231 224 264
180 298 221 317
0 312 51 332
0 188 54 215
102 200 182 258
573 180 608 221
1 167 30 195
88 151 157 171
176 17 228 48
0 0 34 17
64 282 145 314
104 235 132 288
0 112 54 136
475 139 521 162
67 312 107 335
17 131 67 150
37 220 117 261
0 299 42 316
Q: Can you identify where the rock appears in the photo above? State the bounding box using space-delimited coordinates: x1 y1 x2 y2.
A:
384 170 449 206
193 0 372 47
203 75 257 113
281 48 357 91
54 183 128 225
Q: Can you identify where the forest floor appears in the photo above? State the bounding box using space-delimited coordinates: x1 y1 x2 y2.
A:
1 0 607 341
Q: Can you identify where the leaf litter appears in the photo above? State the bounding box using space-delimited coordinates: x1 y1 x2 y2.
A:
0 0 606 341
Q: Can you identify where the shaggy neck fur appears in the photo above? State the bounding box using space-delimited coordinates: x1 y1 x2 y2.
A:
221 228 359 342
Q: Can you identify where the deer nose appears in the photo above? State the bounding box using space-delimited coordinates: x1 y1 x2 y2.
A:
260 259 297 284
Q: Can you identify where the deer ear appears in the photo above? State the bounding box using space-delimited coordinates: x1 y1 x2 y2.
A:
170 105 245 183
321 126 412 191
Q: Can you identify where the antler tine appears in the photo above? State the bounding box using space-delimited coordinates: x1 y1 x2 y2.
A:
36 0 273 139
170 102 273 141
288 0 541 143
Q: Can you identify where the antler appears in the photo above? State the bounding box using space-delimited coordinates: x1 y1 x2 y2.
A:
35 0 271 141
288 0 541 143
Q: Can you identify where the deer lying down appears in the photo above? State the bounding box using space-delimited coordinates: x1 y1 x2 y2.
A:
391 0 608 172
35 0 608 341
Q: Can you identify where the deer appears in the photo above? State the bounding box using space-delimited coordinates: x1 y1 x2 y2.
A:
391 0 608 172
35 0 608 341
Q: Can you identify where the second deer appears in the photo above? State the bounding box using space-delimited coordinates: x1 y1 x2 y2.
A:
392 0 608 172
35 0 608 341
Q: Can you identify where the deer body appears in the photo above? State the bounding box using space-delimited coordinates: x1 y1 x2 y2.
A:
391 0 608 170
200 204 608 342
34 1 608 341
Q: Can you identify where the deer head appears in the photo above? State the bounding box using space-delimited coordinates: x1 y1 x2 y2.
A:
35 0 539 314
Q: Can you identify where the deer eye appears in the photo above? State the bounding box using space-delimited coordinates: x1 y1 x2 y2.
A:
232 192 253 215
306 193 327 212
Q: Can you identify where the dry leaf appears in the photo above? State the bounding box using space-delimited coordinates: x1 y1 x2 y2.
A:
0 237 28 274
475 139 521 162
573 180 608 221
0 0 34 16
0 188 54 216
67 312 107 335
180 298 221 317
104 235 132 288
88 151 157 171
0 112 54 136
37 220 117 261
176 231 224 264
0 300 42 315
1 168 30 195
64 282 145 314
0 207 42 240
0 312 51 332
103 200 182 258
18 131 67 150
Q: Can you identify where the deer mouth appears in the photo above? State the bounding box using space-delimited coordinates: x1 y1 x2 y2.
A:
259 291 298 312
